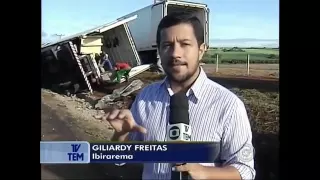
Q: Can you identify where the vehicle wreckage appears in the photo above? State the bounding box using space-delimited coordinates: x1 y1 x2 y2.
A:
41 15 152 95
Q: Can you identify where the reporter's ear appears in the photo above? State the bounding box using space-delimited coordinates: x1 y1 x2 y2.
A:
198 43 205 61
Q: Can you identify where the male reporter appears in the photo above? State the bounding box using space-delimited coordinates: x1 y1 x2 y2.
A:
103 12 256 180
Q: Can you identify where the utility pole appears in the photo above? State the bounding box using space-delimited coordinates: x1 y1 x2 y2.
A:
53 34 65 40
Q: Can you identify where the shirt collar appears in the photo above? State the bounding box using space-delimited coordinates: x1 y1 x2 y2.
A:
161 67 208 100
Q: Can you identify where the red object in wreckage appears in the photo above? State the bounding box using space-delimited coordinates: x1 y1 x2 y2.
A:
115 62 131 70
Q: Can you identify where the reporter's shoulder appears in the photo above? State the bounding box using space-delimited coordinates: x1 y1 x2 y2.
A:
206 79 245 108
206 80 248 125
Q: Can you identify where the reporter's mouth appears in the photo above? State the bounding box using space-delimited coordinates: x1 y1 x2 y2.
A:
170 64 186 71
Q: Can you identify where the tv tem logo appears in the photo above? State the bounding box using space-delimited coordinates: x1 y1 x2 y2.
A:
169 126 180 140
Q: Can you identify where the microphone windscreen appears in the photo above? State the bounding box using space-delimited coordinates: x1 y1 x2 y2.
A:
169 92 189 125
170 92 189 109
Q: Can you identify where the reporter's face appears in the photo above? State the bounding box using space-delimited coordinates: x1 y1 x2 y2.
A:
159 23 204 83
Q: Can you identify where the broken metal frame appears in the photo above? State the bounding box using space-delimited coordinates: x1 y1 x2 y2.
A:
119 64 152 83
68 41 94 94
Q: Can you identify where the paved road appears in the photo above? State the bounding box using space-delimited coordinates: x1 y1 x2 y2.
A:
41 101 142 180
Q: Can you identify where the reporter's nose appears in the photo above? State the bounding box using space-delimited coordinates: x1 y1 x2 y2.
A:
171 43 183 59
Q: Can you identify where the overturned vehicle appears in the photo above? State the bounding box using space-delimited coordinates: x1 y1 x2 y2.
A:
41 15 151 95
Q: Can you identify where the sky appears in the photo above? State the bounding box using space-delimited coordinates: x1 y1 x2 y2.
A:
41 0 279 47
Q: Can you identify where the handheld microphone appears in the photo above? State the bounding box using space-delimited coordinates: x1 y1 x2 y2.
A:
167 92 190 180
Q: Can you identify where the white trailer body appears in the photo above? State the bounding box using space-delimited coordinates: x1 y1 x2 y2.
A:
118 0 210 63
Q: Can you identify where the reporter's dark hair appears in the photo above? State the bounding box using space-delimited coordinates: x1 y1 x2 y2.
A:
156 12 204 47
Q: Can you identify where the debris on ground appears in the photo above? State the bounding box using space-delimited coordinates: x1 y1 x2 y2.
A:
41 89 115 140
95 79 144 109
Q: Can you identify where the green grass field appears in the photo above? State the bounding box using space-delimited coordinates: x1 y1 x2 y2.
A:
203 48 279 64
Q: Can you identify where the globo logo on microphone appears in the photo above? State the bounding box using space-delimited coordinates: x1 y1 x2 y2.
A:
167 123 191 141
169 126 180 140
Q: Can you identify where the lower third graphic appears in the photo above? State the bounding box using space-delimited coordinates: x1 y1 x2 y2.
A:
40 141 90 164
